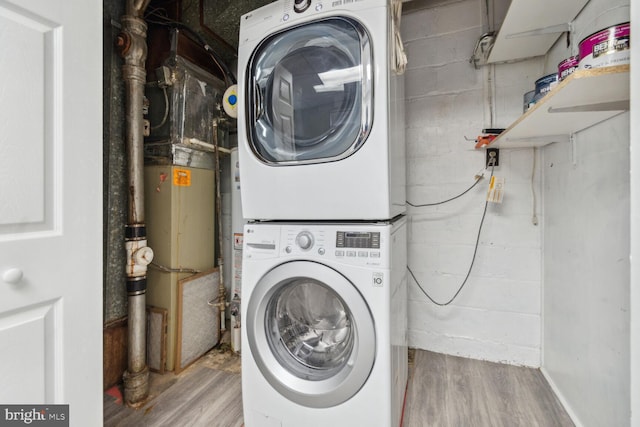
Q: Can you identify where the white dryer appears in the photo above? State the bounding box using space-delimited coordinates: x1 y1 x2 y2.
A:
238 0 405 220
241 217 408 427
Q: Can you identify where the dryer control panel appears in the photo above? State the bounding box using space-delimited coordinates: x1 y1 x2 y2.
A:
240 0 387 42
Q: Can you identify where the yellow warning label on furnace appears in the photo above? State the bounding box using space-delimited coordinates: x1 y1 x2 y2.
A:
173 168 191 186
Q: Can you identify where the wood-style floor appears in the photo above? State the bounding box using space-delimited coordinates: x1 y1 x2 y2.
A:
403 350 574 427
104 348 574 427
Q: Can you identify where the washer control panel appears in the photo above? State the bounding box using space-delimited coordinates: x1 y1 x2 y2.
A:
278 225 387 267
244 221 401 269
245 224 388 266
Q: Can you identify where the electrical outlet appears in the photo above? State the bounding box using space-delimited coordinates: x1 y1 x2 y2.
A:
486 148 499 167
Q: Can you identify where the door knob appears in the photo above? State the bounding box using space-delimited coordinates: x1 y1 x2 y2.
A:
3 268 23 284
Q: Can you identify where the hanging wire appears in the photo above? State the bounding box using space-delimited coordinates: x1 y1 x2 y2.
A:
531 147 538 225
408 158 495 306
406 159 492 207
407 177 484 207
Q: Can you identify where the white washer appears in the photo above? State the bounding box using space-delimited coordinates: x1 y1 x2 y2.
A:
241 217 408 427
238 0 405 220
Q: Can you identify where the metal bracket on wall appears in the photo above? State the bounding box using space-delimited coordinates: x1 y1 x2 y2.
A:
500 134 570 146
506 22 573 50
548 100 630 114
505 22 572 39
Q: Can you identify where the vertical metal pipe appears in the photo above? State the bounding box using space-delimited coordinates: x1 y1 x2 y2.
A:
213 120 227 332
118 2 151 406
126 290 147 370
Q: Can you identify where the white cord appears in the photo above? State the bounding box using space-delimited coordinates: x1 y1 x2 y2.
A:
391 0 408 74
531 147 538 226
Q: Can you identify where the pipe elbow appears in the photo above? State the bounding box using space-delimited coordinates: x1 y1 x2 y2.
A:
118 16 148 66
126 239 153 277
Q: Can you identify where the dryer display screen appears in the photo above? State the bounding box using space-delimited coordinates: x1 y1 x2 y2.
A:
336 231 380 249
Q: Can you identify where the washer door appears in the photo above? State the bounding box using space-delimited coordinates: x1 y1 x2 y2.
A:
246 17 373 165
246 261 375 408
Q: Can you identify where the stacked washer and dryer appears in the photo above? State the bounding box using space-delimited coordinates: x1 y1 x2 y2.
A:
238 0 407 426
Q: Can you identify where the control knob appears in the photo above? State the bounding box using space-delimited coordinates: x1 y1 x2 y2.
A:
294 0 312 13
296 231 314 250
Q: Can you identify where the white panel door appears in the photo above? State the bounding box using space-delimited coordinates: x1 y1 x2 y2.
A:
0 0 103 424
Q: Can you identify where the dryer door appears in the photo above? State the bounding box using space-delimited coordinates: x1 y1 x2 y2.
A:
246 260 375 408
246 17 373 165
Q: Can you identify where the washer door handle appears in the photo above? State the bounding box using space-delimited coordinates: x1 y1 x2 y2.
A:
253 78 264 121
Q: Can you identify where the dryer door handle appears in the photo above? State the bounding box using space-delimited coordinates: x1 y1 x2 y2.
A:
253 78 264 122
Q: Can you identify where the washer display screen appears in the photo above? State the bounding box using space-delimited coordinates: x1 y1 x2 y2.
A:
336 231 380 249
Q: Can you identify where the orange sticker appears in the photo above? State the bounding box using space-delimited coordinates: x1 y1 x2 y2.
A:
173 168 191 186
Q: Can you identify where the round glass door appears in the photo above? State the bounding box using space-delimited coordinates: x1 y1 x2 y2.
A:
246 17 373 165
267 278 354 381
246 261 375 408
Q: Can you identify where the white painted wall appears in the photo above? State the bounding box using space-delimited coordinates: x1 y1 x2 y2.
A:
631 0 640 423
542 113 630 426
631 2 640 425
402 0 544 366
541 0 631 425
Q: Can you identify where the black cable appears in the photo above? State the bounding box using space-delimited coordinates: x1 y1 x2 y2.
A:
408 162 495 306
406 176 483 207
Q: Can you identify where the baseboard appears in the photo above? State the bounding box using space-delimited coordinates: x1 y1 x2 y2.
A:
540 366 584 427
103 316 128 391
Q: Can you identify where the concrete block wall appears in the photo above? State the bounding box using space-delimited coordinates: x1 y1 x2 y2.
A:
402 0 544 366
